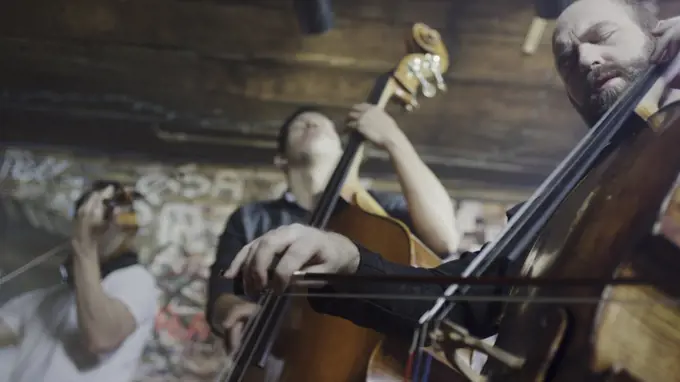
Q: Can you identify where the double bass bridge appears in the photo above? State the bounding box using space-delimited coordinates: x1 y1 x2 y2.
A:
425 319 525 382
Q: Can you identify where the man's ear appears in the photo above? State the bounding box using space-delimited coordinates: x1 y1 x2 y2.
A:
274 154 288 170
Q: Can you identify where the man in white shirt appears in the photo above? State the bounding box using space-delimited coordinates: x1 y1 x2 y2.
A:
0 181 159 382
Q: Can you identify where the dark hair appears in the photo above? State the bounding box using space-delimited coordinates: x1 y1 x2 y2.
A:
73 180 126 217
276 106 324 154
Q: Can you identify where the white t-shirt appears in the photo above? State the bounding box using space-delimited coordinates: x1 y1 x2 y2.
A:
0 264 159 382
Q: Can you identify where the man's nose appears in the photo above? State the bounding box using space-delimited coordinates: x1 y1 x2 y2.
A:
578 43 604 71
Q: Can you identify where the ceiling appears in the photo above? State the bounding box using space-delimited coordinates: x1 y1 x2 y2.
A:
1 0 678 191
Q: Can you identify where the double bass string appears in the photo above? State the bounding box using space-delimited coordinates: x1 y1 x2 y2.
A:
405 65 662 381
275 291 680 305
419 64 661 327
290 272 655 287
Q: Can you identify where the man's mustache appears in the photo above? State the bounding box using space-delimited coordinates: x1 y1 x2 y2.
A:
586 61 647 90
586 64 626 89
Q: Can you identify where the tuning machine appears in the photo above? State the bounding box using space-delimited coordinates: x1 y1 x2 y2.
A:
407 57 436 98
425 53 447 92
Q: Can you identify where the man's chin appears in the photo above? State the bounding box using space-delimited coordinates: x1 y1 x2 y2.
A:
589 84 627 117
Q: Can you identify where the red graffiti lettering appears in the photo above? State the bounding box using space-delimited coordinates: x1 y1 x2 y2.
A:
154 306 210 342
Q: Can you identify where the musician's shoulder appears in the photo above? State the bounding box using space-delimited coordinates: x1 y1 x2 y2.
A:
365 189 408 212
505 202 525 219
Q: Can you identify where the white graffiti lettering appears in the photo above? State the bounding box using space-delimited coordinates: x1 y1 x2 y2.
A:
135 167 245 205
0 149 71 183
211 170 244 201
155 203 206 247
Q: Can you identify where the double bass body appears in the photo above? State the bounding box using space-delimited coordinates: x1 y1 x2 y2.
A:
486 104 680 381
227 23 458 382
277 196 442 382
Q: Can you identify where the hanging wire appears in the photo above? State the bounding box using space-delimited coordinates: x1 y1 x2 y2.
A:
0 242 69 286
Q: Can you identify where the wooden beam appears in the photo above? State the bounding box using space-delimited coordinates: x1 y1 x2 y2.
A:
1 106 551 189
0 38 579 128
0 0 561 87
0 37 583 164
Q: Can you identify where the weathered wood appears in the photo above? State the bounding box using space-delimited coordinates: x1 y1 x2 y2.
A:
0 0 562 87
0 37 583 166
0 107 551 189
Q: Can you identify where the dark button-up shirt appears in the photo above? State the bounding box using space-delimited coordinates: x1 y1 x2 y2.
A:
206 190 420 330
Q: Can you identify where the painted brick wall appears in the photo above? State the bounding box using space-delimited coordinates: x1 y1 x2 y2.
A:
0 147 519 381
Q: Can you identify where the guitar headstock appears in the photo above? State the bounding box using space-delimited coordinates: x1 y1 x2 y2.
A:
382 23 450 111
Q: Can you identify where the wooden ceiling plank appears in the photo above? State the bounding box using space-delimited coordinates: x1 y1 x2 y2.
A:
0 37 578 130
0 37 583 169
0 0 561 87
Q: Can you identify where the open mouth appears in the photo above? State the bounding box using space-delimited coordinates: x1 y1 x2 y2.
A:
594 72 619 89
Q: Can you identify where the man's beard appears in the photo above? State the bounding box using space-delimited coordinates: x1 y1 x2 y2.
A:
584 59 648 121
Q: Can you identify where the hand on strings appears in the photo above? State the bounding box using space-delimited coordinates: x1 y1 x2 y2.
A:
223 224 361 296
652 17 680 88
71 186 115 258
345 103 406 149
218 295 260 354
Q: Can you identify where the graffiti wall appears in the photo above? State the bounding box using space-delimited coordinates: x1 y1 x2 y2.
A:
0 147 522 381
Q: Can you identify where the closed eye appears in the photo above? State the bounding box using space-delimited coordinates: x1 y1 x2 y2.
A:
557 50 574 71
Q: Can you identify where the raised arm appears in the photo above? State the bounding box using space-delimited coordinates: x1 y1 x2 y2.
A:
71 188 158 354
347 103 459 254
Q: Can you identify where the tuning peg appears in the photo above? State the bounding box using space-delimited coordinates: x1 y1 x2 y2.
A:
426 54 447 92
408 57 437 98
394 86 419 111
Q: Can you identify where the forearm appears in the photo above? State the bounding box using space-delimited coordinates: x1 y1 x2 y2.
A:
308 246 507 339
386 134 459 253
73 255 135 352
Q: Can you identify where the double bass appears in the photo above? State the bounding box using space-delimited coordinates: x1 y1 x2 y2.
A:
221 23 456 382
423 49 680 381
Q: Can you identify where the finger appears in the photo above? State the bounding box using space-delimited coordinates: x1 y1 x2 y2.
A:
251 227 299 291
347 110 363 120
350 103 372 113
224 241 256 278
344 120 359 131
243 268 258 299
271 241 317 293
101 185 115 200
652 20 671 35
652 31 675 62
223 304 250 328
89 193 108 226
228 321 245 353
78 191 100 219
